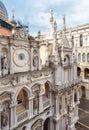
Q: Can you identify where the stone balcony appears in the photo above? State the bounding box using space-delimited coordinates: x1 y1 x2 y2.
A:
43 97 51 110
17 110 29 124
63 63 72 69
56 76 82 91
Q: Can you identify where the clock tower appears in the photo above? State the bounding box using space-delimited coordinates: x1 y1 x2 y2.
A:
9 22 41 74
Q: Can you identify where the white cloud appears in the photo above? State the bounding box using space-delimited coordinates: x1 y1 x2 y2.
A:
3 0 89 35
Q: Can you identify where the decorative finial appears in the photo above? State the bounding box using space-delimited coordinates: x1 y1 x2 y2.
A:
37 30 41 38
11 8 17 25
63 15 66 31
54 20 57 31
12 8 15 19
49 8 53 23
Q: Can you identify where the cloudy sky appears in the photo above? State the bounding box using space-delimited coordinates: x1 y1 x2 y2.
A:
2 0 89 36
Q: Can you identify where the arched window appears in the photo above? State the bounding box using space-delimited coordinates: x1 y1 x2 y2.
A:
71 36 74 47
82 53 85 62
77 67 81 76
22 126 27 130
80 34 83 46
17 89 29 114
44 82 50 98
84 68 89 79
78 53 81 62
87 53 89 62
64 55 70 64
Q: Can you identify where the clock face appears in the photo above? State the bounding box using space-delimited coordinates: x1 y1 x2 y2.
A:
13 48 29 67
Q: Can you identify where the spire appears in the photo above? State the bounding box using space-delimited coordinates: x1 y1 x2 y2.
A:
49 8 53 23
63 15 66 31
11 8 16 25
11 8 15 22
61 15 70 48
54 20 57 31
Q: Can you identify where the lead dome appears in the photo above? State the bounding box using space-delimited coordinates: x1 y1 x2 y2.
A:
0 0 8 21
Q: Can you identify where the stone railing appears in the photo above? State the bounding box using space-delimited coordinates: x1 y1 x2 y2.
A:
58 76 82 90
43 98 50 109
17 110 29 123
63 63 72 68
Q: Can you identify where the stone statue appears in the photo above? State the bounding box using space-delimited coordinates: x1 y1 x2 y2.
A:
1 109 8 127
2 55 8 69
33 56 39 68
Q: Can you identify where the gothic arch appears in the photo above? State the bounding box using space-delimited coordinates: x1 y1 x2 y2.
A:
43 117 52 130
84 68 89 79
64 54 70 64
14 85 31 102
44 80 52 90
77 67 81 77
22 126 27 130
31 119 43 130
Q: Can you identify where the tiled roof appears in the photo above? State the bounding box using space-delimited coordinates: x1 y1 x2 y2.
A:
0 27 11 36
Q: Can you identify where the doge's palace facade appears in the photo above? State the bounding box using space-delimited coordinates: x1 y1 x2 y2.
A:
0 1 81 130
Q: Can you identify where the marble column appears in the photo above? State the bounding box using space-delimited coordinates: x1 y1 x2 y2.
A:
77 88 80 104
45 40 49 67
10 102 17 129
54 93 59 118
38 45 42 70
81 68 84 80
50 118 53 130
72 90 75 107
29 97 33 118
39 94 43 113
54 120 59 130
30 47 34 71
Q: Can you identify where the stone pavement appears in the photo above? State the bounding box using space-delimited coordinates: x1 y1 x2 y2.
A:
76 98 89 130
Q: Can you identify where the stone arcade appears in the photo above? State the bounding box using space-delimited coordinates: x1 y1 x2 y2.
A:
0 1 81 130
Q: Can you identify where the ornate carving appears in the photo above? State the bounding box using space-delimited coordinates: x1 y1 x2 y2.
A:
11 75 20 86
31 71 42 78
12 27 28 40
1 78 11 85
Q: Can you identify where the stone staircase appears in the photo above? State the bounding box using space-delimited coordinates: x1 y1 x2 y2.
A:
76 98 89 130
79 98 89 112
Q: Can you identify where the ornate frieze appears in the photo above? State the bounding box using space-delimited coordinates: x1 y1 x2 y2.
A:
31 71 42 78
